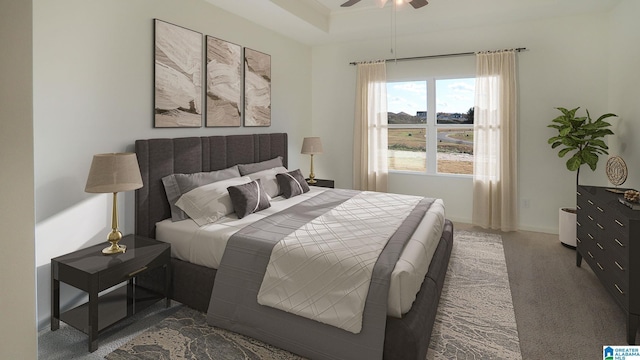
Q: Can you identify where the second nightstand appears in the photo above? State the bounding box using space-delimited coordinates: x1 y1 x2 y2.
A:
307 178 335 188
51 235 171 352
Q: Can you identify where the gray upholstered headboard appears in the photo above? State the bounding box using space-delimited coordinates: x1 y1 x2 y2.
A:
135 133 288 238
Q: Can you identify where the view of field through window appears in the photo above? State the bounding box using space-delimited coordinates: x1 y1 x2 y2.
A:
387 78 475 175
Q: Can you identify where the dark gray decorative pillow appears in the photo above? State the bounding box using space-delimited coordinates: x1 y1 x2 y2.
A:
276 169 310 199
227 179 271 219
237 156 284 176
162 165 241 221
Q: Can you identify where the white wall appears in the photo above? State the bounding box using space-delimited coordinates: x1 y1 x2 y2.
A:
311 11 615 233
33 0 312 329
608 0 640 190
0 1 37 358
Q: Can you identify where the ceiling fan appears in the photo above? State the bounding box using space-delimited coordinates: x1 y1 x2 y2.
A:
340 0 428 9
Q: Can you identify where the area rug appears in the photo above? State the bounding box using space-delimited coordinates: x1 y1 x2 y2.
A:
107 230 521 360
427 230 522 359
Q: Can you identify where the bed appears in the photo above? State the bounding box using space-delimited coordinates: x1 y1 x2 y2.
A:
134 133 453 360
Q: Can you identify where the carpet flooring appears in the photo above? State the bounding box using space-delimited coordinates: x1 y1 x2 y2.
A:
105 229 520 359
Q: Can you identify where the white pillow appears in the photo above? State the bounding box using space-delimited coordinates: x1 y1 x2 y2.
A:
175 176 251 226
247 166 288 198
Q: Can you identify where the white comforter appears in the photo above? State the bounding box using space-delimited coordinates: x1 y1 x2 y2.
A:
156 187 445 318
257 191 424 333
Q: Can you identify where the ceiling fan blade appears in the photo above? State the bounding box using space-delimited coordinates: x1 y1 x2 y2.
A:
409 0 428 9
340 0 362 7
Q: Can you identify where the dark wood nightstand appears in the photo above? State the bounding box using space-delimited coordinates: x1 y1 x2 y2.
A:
51 235 171 352
306 179 335 188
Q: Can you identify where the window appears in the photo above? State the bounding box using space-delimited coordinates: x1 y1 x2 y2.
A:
387 77 475 175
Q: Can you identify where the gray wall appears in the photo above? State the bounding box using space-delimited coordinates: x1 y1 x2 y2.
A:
33 0 312 329
608 0 640 189
0 0 37 358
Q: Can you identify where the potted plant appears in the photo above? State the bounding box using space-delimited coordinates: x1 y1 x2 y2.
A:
547 107 617 247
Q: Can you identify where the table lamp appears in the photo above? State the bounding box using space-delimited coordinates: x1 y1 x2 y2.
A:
301 137 323 184
85 153 143 254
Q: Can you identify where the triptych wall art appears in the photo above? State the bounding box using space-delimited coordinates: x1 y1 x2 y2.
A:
153 19 271 128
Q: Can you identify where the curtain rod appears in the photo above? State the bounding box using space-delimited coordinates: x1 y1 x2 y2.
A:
349 47 527 65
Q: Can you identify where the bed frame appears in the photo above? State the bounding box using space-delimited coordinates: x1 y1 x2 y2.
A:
134 133 453 360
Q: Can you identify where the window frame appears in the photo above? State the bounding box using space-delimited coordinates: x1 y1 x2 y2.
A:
387 75 475 177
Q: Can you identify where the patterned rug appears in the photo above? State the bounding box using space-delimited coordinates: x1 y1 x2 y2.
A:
427 230 522 359
107 230 521 360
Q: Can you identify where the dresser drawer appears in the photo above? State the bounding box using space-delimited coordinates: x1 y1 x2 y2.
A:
597 212 629 240
608 255 629 287
603 236 629 270
583 254 628 310
604 274 630 311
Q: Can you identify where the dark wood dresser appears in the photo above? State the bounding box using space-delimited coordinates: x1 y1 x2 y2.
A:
576 185 640 344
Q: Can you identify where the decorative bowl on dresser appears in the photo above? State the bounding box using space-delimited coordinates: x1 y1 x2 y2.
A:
576 185 640 344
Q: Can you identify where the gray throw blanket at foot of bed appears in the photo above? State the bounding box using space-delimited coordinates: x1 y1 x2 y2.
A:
207 189 433 360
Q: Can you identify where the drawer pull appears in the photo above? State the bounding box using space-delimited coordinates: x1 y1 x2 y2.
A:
588 251 594 259
614 238 624 247
587 215 594 221
615 219 624 227
577 191 582 196
597 223 604 230
588 233 594 240
615 261 624 271
128 266 148 277
597 262 604 271
615 283 624 295
587 200 594 205
596 242 603 250
577 205 582 210
577 238 581 244
596 206 604 212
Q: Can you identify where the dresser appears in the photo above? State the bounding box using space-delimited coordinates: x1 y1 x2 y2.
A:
576 185 640 344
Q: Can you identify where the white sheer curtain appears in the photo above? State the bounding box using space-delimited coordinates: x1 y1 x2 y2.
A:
353 61 388 192
472 50 518 231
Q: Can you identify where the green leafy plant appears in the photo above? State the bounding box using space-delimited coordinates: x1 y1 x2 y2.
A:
547 107 617 186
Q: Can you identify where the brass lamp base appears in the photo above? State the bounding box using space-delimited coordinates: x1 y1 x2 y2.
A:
307 154 317 184
102 242 126 255
102 227 126 255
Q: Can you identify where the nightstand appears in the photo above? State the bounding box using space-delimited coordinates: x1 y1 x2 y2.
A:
307 179 335 188
51 235 171 352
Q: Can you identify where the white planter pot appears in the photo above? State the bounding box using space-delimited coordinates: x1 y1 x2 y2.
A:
559 207 577 248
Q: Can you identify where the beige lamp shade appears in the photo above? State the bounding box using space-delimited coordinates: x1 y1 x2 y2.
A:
301 137 323 155
85 153 143 193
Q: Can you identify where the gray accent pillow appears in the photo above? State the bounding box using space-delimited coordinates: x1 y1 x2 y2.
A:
247 166 288 198
276 169 310 199
237 156 284 176
162 165 241 221
227 179 271 219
